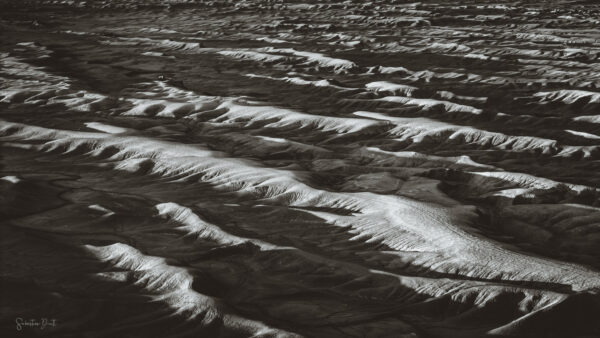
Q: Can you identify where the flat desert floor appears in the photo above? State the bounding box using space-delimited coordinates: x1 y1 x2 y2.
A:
1 1 600 337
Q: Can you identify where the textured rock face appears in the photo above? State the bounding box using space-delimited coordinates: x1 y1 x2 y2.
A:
1 1 600 337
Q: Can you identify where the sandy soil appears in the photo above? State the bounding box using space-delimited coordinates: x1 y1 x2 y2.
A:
1 1 600 337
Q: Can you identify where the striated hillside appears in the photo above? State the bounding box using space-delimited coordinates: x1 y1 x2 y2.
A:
1 1 600 337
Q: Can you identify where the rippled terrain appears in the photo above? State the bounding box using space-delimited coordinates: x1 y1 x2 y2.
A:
1 1 600 337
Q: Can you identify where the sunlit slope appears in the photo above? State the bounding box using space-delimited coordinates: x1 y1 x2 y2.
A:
1 1 600 337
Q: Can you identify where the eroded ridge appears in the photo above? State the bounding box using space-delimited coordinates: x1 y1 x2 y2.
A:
1 1 600 337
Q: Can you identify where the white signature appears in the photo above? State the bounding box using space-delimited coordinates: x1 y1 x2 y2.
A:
15 318 57 331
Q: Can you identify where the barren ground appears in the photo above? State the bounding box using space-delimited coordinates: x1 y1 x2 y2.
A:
1 1 600 337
